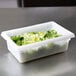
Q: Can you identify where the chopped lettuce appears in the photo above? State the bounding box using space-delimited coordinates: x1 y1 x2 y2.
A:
11 29 61 46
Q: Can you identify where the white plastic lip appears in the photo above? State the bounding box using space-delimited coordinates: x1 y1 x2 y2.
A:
1 21 75 49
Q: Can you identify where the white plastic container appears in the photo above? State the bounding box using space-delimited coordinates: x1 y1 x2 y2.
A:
1 21 75 63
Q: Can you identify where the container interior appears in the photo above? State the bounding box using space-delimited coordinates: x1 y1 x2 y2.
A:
1 21 75 53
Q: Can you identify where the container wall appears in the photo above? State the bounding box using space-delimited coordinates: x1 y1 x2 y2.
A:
17 39 70 63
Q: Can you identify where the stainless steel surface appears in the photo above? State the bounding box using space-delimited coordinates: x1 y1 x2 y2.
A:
0 7 76 76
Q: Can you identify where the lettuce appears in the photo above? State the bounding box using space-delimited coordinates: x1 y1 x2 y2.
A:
11 30 61 46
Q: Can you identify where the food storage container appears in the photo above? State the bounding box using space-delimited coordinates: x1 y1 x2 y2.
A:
1 21 75 63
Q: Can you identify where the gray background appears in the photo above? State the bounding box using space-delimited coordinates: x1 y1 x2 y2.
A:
0 0 17 8
0 7 76 76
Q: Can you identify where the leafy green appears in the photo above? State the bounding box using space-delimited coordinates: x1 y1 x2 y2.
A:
11 29 61 46
44 30 60 39
11 35 24 46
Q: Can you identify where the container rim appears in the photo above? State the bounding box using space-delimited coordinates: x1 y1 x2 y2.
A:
1 21 75 49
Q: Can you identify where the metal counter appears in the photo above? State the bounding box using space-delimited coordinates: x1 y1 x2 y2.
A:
0 7 76 76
